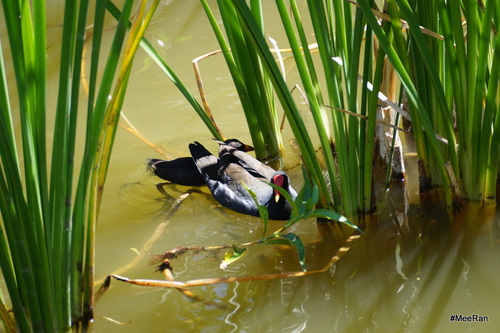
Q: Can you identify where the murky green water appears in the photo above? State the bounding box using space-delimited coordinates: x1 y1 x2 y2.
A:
92 194 500 333
2 1 499 332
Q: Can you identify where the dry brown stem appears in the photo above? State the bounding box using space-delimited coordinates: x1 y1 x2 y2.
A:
96 232 361 300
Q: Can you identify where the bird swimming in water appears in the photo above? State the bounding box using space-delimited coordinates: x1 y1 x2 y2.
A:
147 139 254 186
189 141 297 220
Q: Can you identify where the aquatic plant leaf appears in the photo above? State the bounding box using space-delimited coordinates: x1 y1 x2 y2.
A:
302 177 320 213
310 209 364 234
294 169 312 217
265 233 306 271
288 167 320 220
220 246 247 270
309 180 320 209
244 184 269 238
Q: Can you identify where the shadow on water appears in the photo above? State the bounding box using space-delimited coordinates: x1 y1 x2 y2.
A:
337 199 499 333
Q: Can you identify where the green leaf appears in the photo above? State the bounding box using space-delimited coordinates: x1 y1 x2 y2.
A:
310 209 363 234
243 184 269 238
220 246 247 269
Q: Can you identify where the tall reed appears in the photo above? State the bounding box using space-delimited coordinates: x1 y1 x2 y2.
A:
224 0 499 210
219 0 390 217
200 0 284 161
357 0 499 206
0 0 158 330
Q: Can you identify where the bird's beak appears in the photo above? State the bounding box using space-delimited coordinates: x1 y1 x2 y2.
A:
272 174 285 202
243 144 255 152
274 190 281 203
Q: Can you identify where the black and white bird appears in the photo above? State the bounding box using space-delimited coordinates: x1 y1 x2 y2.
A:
189 141 297 220
147 139 254 186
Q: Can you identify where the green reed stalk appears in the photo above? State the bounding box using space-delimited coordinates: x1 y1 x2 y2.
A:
483 30 500 203
310 0 362 214
0 0 158 330
357 0 455 207
275 0 339 210
230 0 331 208
475 1 499 204
400 0 458 179
453 0 500 203
1 0 55 329
281 0 389 215
373 0 498 205
105 2 223 141
201 0 283 160
70 1 108 322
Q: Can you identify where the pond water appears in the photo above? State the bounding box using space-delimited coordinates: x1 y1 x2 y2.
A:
3 1 500 332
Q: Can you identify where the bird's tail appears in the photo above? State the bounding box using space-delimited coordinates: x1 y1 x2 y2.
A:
189 141 219 179
146 158 162 173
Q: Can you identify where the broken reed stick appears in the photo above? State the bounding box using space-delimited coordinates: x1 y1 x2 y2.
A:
96 231 361 297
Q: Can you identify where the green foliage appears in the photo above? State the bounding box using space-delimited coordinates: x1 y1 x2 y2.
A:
106 2 222 141
0 0 158 330
220 245 247 269
215 0 499 208
227 0 394 217
200 0 283 160
358 0 499 205
274 168 363 233
224 168 361 271
228 0 334 212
